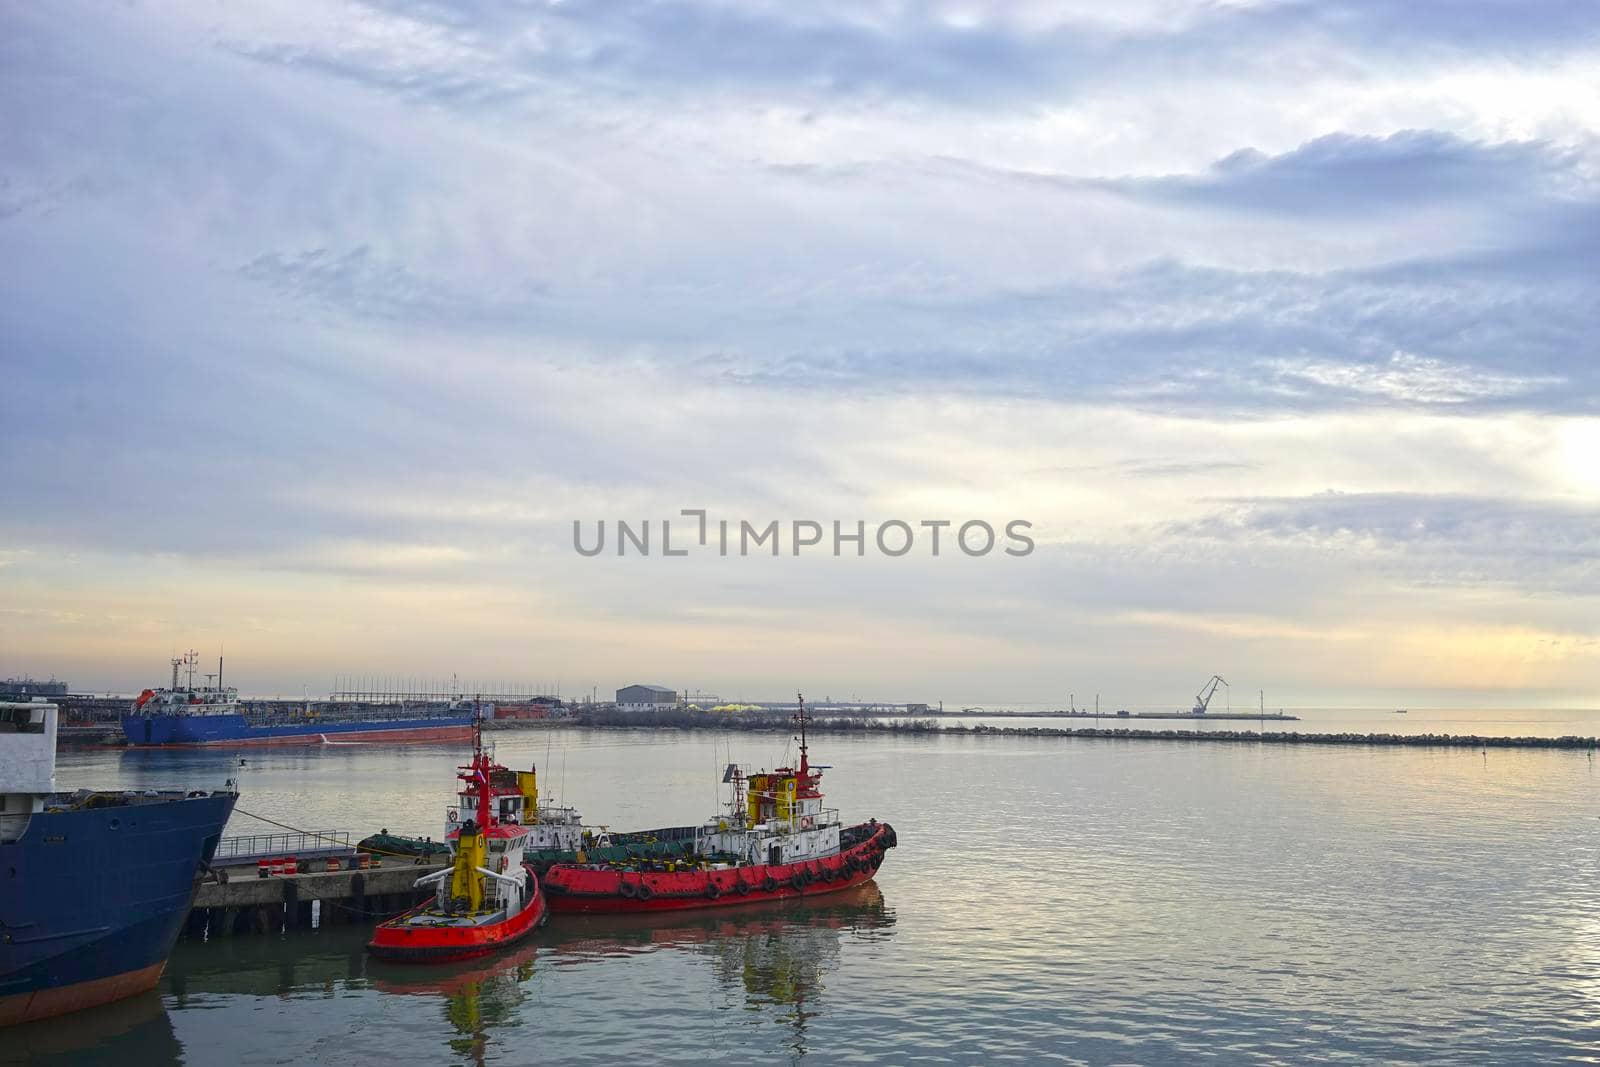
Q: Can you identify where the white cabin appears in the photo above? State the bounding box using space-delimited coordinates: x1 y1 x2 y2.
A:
0 701 58 843
699 760 843 866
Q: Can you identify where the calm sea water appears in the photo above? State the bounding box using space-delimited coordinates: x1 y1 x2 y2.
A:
16 725 1600 1065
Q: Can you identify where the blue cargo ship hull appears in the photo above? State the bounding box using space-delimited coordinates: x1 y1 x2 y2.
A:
121 712 474 746
0 790 235 1026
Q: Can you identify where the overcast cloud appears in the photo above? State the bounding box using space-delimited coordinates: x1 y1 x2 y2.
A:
1 1 1596 705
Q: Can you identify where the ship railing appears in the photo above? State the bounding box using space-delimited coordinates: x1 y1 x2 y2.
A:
238 703 466 726
723 808 841 841
776 807 839 833
213 829 353 864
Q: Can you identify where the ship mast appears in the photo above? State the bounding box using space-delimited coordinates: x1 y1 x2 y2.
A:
471 698 492 830
795 691 809 781
475 747 493 830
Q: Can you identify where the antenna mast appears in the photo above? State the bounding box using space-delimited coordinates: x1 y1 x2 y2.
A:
794 691 809 778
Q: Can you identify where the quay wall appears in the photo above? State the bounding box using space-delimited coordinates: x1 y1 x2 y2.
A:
186 862 446 939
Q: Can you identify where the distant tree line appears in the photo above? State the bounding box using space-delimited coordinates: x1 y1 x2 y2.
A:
573 705 939 733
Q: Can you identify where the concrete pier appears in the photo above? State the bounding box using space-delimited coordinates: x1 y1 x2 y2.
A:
187 861 447 938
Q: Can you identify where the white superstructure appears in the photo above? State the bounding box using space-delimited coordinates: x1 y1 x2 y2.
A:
130 651 239 717
0 701 59 843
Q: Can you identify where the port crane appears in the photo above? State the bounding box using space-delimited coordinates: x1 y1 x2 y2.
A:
1192 675 1228 715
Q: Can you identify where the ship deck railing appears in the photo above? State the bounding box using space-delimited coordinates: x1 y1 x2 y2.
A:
238 706 467 726
760 807 841 834
213 829 355 867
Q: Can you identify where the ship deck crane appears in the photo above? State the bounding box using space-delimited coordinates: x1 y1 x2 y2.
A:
1192 675 1228 715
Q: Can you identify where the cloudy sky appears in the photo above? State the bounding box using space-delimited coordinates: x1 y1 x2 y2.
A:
2 1 1596 706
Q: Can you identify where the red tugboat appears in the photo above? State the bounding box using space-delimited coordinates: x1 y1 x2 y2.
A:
436 743 584 856
542 694 897 913
367 720 549 963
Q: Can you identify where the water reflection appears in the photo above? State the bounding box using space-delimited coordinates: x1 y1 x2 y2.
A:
149 884 893 1064
164 926 538 1065
165 929 368 1001
545 884 895 1056
0 991 179 1067
370 943 541 1065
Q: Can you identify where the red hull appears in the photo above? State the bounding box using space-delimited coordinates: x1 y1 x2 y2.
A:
0 961 164 1027
368 867 548 964
544 823 896 915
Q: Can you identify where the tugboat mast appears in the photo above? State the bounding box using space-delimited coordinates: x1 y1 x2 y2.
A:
469 698 492 830
794 691 810 781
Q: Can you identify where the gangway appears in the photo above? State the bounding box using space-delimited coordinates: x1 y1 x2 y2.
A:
211 830 355 869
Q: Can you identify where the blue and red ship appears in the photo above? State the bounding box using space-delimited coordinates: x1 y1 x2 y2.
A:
1 700 237 1026
121 654 473 747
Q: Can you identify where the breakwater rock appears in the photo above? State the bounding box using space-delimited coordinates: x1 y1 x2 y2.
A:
945 724 1597 748
567 709 1597 749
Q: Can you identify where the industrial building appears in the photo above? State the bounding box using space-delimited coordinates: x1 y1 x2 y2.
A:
616 684 677 712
